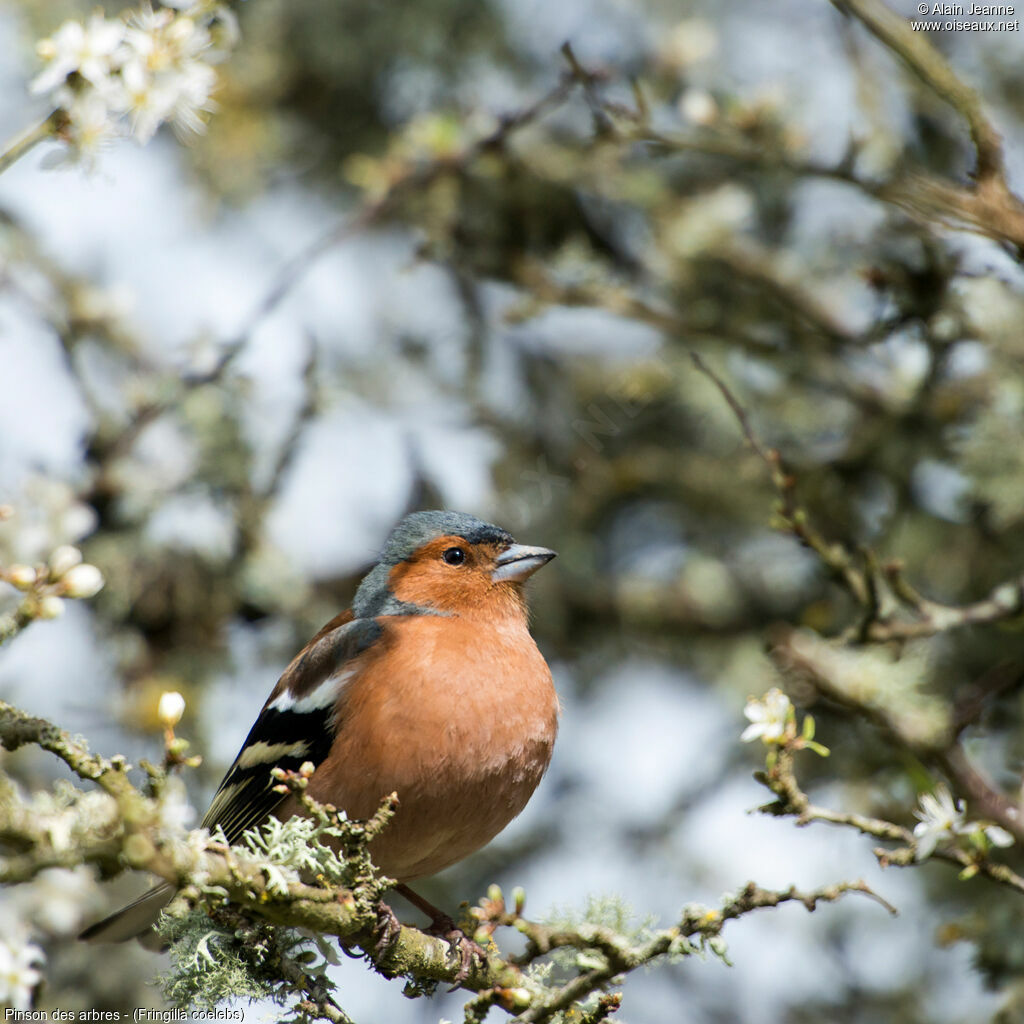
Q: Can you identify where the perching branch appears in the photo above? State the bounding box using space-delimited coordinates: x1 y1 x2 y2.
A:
0 701 886 1021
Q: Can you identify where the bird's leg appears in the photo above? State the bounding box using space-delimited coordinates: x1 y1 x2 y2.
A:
395 883 488 985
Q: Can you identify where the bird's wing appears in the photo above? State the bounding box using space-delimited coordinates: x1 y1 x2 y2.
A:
202 611 381 844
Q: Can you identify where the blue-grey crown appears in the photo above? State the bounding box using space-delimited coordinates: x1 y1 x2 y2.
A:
380 510 513 564
353 510 513 618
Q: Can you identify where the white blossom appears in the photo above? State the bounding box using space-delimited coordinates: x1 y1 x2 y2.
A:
29 1 237 164
168 60 217 136
913 785 968 860
679 88 718 127
912 785 1016 860
0 938 44 1010
740 688 792 743
31 13 125 95
49 544 83 577
63 91 121 166
5 565 36 590
37 594 65 620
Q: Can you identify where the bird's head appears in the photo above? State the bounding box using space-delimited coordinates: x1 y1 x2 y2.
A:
353 510 556 619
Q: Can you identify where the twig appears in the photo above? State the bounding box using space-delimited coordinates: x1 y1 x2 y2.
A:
691 353 1024 643
829 0 1024 249
829 0 1003 181
688 351 870 605
757 746 1024 894
488 877 891 1024
0 110 65 176
769 626 1024 845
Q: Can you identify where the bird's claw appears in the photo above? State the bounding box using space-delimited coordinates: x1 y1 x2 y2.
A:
372 900 404 966
424 914 488 987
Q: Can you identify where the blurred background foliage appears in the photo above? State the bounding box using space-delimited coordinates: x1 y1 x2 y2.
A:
4 0 1024 1021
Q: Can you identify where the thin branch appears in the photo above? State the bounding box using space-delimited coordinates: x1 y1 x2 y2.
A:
475 878 892 1024
688 350 871 605
828 0 1024 249
828 0 1004 181
0 110 65 176
769 625 1024 845
757 745 1024 894
690 353 1024 643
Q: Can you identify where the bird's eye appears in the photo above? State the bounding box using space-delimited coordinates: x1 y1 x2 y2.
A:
442 547 466 566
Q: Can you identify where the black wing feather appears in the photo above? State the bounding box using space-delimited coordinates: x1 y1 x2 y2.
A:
202 617 382 844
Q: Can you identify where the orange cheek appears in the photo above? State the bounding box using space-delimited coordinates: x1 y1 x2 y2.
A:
389 561 486 611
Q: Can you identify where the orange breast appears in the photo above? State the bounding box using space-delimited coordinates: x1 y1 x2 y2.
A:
303 612 559 881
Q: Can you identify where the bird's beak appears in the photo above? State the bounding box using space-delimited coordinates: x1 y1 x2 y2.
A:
492 544 557 583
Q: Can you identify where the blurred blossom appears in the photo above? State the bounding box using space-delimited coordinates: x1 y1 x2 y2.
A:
678 88 718 127
60 91 120 167
0 937 44 1009
943 340 989 380
29 1 237 164
658 18 718 71
31 13 125 94
913 786 966 861
679 555 743 625
912 786 1014 863
5 565 37 590
0 479 98 566
983 824 1015 849
15 867 96 935
741 688 791 744
846 333 931 408
38 595 65 619
664 184 754 258
157 776 196 838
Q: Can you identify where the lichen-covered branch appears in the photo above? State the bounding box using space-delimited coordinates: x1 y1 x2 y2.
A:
1 702 885 1021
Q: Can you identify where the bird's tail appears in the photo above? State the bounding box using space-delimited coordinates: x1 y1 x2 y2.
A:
79 882 175 947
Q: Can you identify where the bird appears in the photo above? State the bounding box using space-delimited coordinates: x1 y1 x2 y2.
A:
80 510 559 961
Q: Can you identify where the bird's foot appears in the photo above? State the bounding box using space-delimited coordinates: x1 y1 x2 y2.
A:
372 899 404 966
393 884 488 986
424 913 489 987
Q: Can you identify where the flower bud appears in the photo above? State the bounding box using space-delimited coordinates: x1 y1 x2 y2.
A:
62 563 104 598
504 989 532 1010
38 595 65 619
6 565 37 590
157 691 186 729
49 545 83 578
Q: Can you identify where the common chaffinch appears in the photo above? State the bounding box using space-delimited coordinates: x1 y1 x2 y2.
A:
81 510 559 953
